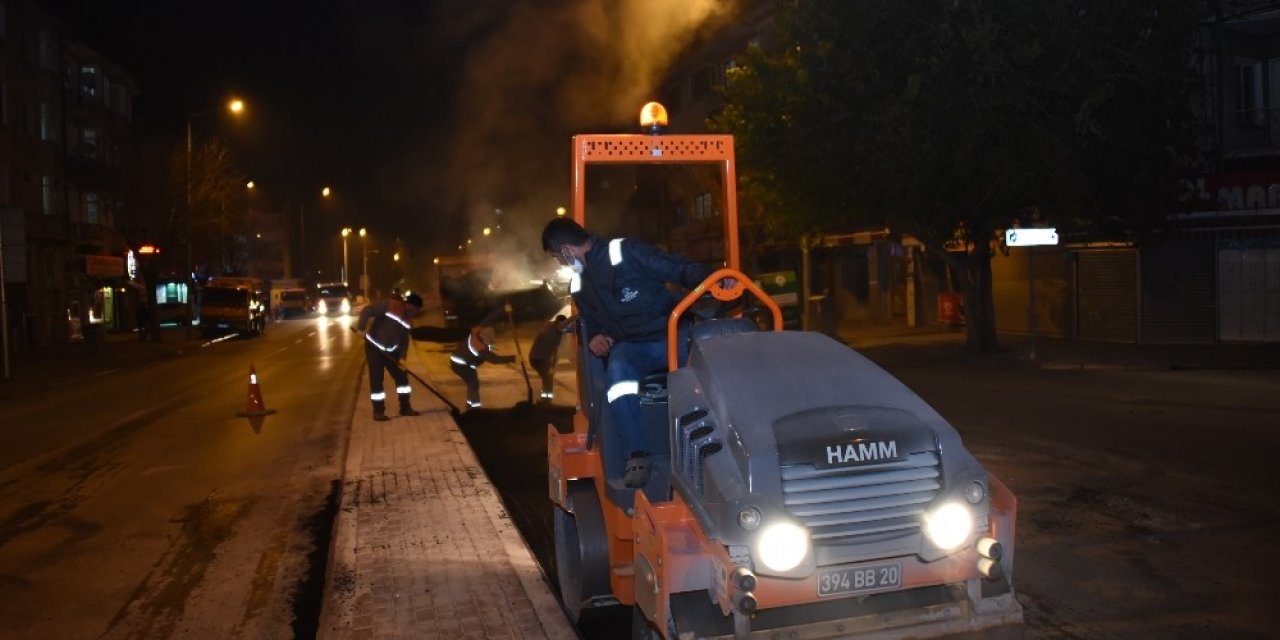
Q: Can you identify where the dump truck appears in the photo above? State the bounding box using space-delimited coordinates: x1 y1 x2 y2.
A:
547 103 1023 639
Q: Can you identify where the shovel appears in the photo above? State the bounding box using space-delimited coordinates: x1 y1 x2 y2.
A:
503 301 535 409
372 347 463 417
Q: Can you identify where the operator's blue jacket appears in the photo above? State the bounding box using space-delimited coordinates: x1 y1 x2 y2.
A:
571 235 713 344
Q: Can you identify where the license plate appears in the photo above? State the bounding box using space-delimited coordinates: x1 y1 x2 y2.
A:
817 561 902 597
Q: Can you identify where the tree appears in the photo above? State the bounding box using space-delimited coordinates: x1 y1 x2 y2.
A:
714 0 1205 349
169 137 250 275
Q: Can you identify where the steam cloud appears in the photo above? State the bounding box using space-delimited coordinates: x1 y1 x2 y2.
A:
414 0 737 286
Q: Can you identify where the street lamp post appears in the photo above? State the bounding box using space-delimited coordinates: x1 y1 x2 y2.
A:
341 227 352 285
185 98 244 337
359 228 368 301
186 99 245 269
299 186 331 282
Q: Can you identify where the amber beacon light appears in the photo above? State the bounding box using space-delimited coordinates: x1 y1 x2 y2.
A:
640 101 668 134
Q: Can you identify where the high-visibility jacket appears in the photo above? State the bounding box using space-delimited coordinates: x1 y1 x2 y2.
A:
569 236 712 343
450 327 514 369
356 298 413 358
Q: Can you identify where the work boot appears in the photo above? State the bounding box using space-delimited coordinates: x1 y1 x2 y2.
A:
400 407 420 417
373 411 390 422
623 452 652 488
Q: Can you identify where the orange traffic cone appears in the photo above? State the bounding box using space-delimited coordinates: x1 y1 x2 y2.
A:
236 364 278 419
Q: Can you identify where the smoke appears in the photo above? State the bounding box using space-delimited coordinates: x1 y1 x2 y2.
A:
410 0 739 281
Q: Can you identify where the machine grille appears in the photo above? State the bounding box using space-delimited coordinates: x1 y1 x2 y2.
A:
674 408 718 495
779 451 941 545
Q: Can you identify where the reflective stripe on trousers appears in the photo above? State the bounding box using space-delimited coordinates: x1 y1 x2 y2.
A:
607 380 639 403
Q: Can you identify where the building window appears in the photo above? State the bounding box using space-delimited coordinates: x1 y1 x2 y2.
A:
81 128 99 161
693 192 715 220
38 30 57 72
1236 58 1265 128
41 175 55 215
85 193 101 224
80 64 99 103
109 79 131 117
39 102 53 141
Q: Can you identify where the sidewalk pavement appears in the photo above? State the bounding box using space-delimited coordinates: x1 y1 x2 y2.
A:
317 350 577 640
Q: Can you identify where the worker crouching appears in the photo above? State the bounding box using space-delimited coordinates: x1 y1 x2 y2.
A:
449 324 516 409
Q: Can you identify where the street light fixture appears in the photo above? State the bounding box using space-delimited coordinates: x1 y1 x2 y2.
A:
359 228 368 301
300 185 331 281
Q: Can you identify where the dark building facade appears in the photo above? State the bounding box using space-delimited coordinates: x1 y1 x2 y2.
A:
1 0 140 348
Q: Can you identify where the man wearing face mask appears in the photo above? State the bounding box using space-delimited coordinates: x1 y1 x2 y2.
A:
541 217 715 488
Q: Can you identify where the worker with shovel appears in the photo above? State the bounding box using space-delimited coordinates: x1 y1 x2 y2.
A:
529 314 573 402
353 292 423 421
449 322 516 409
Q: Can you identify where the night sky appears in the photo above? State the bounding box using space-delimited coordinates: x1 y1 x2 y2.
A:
44 0 738 264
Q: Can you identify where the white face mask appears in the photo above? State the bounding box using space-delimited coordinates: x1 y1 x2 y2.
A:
561 248 583 274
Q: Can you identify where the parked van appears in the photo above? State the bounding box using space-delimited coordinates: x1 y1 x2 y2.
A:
277 288 312 318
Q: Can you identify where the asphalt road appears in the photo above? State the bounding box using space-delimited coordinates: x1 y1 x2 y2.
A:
0 317 363 639
435 325 1280 640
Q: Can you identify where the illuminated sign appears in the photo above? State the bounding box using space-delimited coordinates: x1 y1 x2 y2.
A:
1005 228 1058 247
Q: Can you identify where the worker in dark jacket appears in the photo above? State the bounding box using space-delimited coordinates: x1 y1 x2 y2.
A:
353 292 423 421
449 323 516 409
541 217 716 487
528 314 573 402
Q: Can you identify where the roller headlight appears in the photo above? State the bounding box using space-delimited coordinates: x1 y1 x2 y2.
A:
923 502 974 551
340 299 351 314
317 299 328 314
755 522 808 572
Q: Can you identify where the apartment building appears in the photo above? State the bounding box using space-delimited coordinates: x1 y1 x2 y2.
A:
0 0 138 347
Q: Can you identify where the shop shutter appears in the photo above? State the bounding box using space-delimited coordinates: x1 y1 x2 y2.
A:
1218 244 1280 342
1141 239 1215 344
1076 249 1138 342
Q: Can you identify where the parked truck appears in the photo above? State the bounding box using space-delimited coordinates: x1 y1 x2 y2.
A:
547 103 1022 639
200 276 268 338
